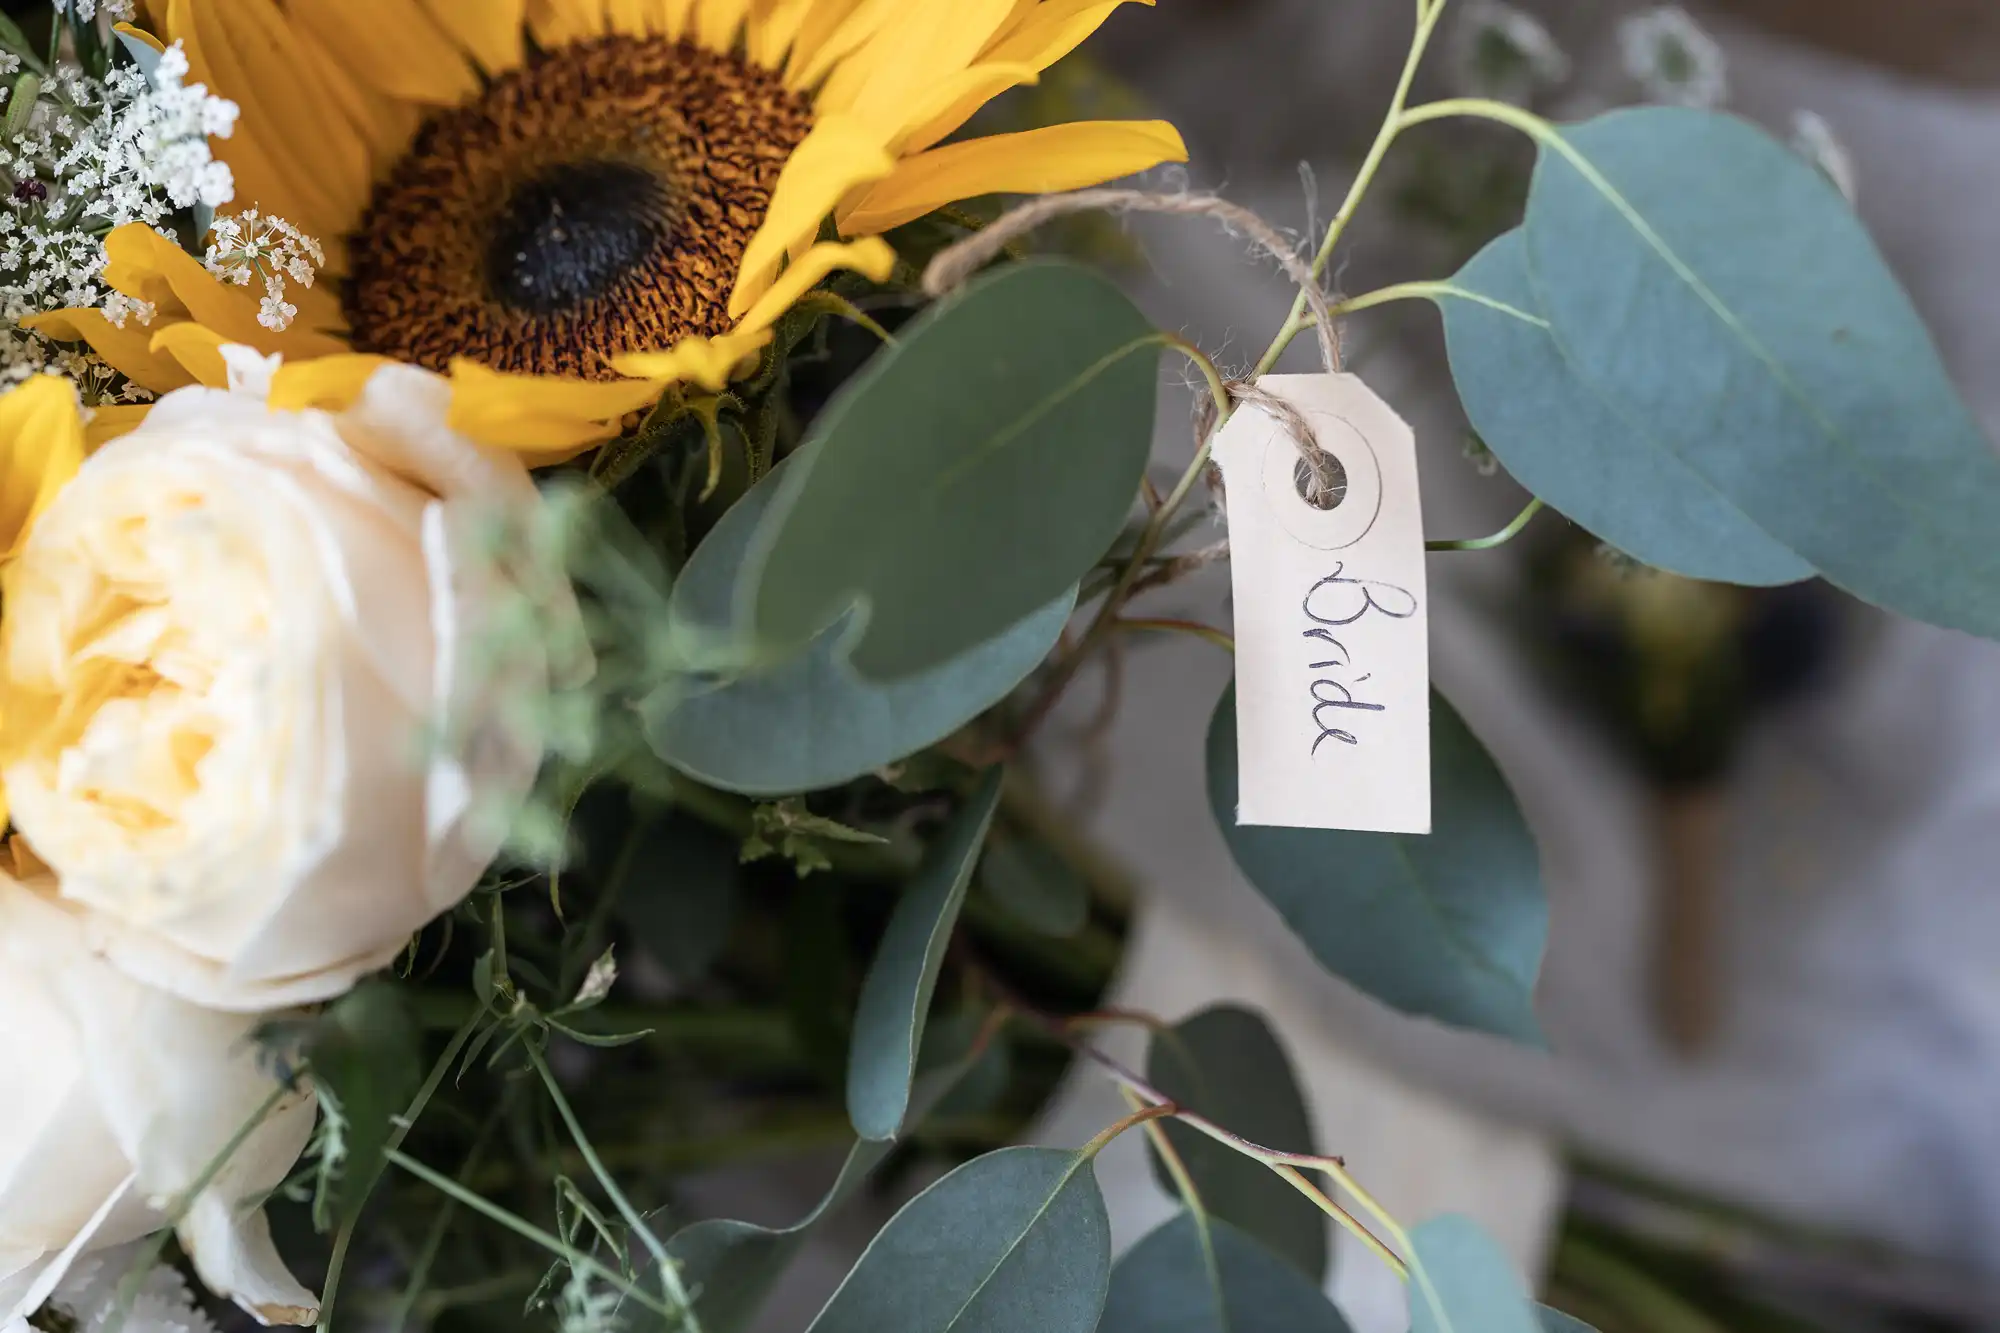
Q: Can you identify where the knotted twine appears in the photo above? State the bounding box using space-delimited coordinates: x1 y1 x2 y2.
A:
920 188 1347 502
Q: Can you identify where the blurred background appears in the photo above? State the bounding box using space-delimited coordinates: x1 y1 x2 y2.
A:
689 4 2000 1330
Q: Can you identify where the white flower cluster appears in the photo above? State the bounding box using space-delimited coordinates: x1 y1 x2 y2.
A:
22 1245 216 1333
51 0 138 22
205 207 325 332
0 42 236 396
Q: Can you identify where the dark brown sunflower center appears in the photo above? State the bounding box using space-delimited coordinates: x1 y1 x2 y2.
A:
486 159 675 315
344 35 816 380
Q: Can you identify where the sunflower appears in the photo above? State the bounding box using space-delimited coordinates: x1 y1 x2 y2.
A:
31 0 1185 454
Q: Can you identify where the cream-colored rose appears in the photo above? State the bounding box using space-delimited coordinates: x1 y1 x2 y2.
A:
0 355 571 1010
0 872 318 1328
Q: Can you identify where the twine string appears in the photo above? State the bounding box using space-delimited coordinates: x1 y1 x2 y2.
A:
921 188 1345 495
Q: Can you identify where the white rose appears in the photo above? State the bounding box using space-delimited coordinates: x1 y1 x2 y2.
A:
0 354 575 1010
0 872 318 1329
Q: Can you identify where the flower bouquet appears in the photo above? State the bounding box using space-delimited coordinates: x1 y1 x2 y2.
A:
1 3 1993 1332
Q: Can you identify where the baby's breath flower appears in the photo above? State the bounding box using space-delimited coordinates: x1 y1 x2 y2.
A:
205 208 325 332
1619 7 1728 109
53 0 139 23
26 1244 217 1333
0 40 236 398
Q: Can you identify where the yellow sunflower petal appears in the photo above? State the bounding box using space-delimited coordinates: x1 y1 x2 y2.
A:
745 0 815 66
446 361 665 453
101 225 350 361
734 237 896 337
0 376 86 559
695 0 754 49
983 0 1154 67
787 0 896 89
527 0 606 45
288 0 478 105
150 324 233 388
268 354 398 414
81 404 153 451
832 0 1019 132
168 0 376 239
609 330 774 392
840 119 1189 234
20 310 197 395
891 61 1040 155
419 0 528 73
729 115 895 316
602 0 673 36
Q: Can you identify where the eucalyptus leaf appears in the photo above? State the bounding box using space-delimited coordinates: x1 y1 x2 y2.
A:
803 1146 1111 1333
1100 1213 1354 1333
847 769 1005 1140
650 454 1073 796
1524 106 2000 638
1439 230 1810 585
1408 1215 1540 1333
613 811 740 980
1205 683 1546 1043
1537 1307 1600 1333
667 1052 995 1333
742 260 1161 680
1146 1005 1327 1282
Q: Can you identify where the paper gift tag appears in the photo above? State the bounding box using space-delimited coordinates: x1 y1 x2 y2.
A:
1215 373 1430 833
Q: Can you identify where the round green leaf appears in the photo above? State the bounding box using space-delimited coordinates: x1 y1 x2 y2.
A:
1205 682 1547 1043
1100 1213 1354 1333
804 1146 1111 1333
1524 107 2000 638
1408 1214 1540 1333
742 260 1162 680
1439 229 1810 586
1146 1005 1327 1282
650 455 1073 796
847 770 1005 1141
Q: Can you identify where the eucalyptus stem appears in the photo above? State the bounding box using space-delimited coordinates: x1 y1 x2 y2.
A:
526 1043 702 1333
1118 617 1236 654
1080 1102 1177 1160
1427 497 1546 552
387 1106 509 1333
1252 0 1453 379
385 1150 676 1321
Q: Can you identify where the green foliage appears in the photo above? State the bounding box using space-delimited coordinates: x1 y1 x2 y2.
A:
1408 1215 1542 1333
1440 229 1811 586
304 983 422 1231
648 452 1074 796
1206 684 1548 1042
1100 1213 1354 1333
1537 1307 1602 1333
1517 107 2000 635
847 770 1005 1140
741 260 1162 680
743 798 889 877
1146 1006 1327 1282
802 1147 1111 1333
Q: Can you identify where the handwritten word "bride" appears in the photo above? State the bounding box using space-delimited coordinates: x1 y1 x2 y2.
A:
1301 564 1418 756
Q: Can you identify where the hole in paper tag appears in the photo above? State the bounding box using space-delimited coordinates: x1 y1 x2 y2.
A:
1263 412 1382 548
